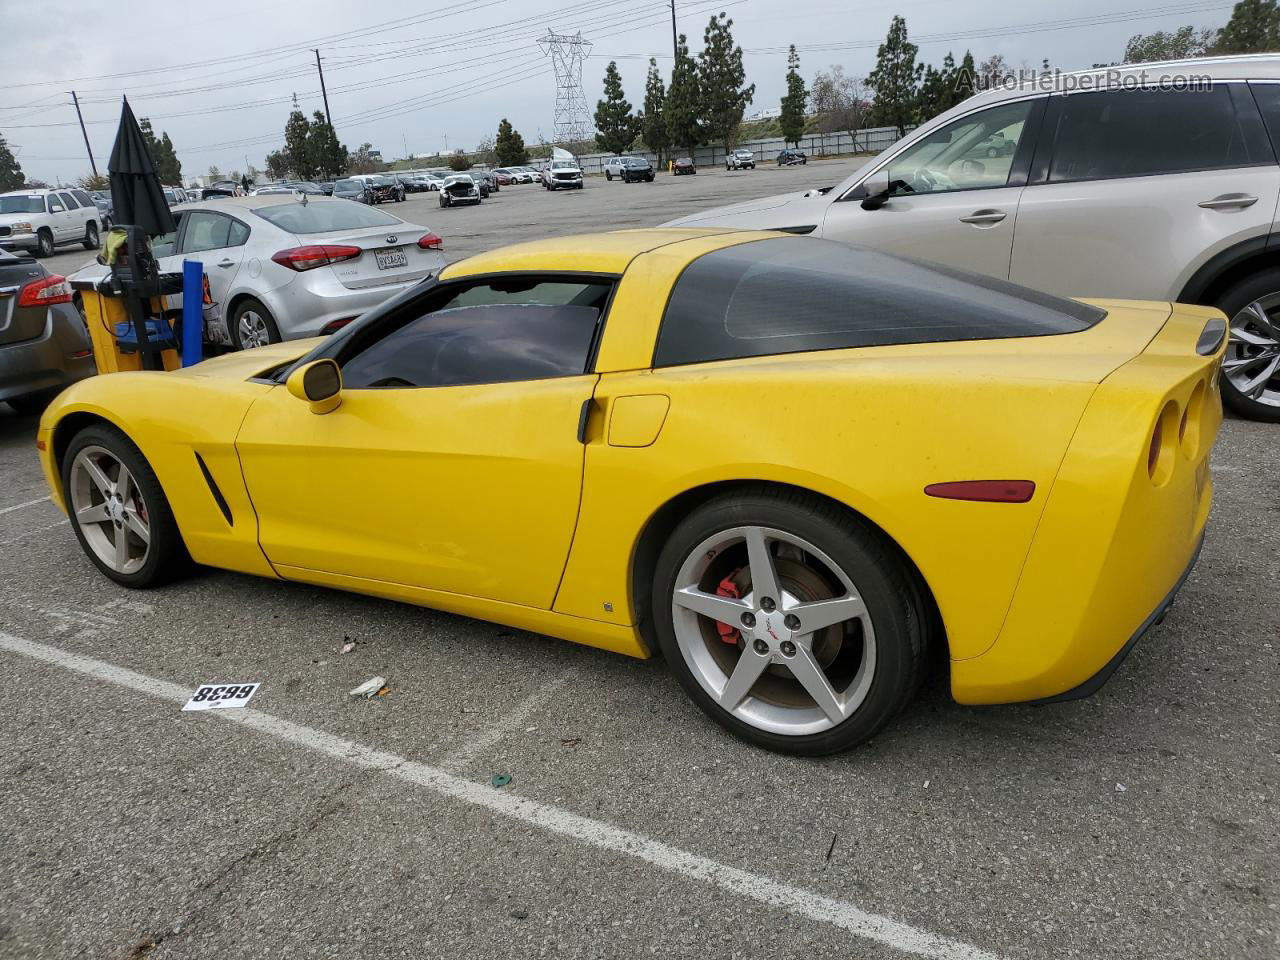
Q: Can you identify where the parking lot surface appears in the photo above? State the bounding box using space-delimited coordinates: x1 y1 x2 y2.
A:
4 157 1277 960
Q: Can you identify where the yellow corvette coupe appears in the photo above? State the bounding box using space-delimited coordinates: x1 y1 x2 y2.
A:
37 229 1224 754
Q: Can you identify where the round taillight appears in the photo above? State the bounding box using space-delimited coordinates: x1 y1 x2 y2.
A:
1148 400 1180 485
1147 417 1163 477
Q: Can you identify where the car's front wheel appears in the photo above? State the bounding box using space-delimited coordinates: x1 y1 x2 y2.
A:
62 423 189 588
1213 269 1280 422
229 298 281 351
35 228 54 258
652 490 926 755
83 222 100 250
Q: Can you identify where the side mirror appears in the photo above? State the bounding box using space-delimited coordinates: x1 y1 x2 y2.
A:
286 358 343 415
859 172 891 210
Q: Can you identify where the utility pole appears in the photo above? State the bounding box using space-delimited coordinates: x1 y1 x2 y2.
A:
670 0 678 62
69 90 98 179
314 49 332 127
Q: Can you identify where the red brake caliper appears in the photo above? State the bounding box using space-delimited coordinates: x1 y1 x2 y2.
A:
715 574 743 645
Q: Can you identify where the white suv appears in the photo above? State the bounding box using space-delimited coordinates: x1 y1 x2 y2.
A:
0 188 101 258
668 55 1280 422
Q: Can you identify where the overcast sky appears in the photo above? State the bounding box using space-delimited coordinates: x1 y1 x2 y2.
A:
1 0 1242 184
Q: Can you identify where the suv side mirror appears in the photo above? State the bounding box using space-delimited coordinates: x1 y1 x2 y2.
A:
287 359 343 415
859 172 891 210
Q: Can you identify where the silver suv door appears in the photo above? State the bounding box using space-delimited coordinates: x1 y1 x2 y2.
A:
820 97 1043 279
1010 83 1280 301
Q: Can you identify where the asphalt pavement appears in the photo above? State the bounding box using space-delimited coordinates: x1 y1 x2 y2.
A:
3 156 1277 960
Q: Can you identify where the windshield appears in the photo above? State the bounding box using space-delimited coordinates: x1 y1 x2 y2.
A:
334 180 359 190
0 195 45 214
252 201 401 233
552 162 577 169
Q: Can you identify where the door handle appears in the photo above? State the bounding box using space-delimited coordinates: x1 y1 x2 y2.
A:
576 398 593 444
216 259 235 268
1198 194 1258 210
959 209 1007 225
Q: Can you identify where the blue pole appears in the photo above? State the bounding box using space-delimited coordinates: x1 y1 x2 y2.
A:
181 260 203 367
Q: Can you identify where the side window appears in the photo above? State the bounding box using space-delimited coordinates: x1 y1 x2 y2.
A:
58 191 78 209
227 219 250 246
47 195 64 213
1048 85 1273 182
152 217 180 258
181 211 232 253
340 278 613 389
885 100 1033 195
72 189 94 207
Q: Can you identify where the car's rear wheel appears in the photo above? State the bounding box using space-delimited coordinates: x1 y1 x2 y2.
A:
229 298 281 351
83 222 100 250
35 229 54 258
652 490 926 755
62 423 189 588
1212 269 1280 422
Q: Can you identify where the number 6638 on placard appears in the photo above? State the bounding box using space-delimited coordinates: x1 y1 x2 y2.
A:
182 683 260 711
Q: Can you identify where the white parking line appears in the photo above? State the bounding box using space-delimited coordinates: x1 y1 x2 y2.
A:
0 496 50 516
0 631 1001 960
0 517 69 547
441 669 577 772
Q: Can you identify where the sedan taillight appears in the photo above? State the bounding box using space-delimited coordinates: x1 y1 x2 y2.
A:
18 274 72 307
271 244 362 271
417 233 443 250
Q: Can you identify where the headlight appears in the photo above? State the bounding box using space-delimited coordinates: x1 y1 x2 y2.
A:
9 221 32 233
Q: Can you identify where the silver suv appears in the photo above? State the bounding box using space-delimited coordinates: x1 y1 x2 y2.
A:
669 55 1280 421
0 188 101 258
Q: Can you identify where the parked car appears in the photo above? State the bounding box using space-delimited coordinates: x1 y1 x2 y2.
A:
90 191 114 231
0 248 94 414
515 166 539 183
332 178 369 203
38 230 1222 755
318 181 336 196
438 175 482 207
372 176 406 203
726 148 756 171
668 56 1280 421
0 188 101 257
286 181 327 196
604 157 655 182
491 168 516 185
163 187 186 206
672 157 697 176
68 196 446 350
776 149 807 165
543 154 584 190
472 170 499 194
184 188 201 202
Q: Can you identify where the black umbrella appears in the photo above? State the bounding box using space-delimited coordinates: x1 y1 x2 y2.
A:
108 97 175 238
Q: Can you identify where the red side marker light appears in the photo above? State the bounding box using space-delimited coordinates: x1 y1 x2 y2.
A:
924 480 1035 503
35 439 46 451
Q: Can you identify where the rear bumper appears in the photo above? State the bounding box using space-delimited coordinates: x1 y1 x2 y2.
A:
0 304 96 402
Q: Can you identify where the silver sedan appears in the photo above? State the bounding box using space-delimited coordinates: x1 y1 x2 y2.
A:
71 195 446 350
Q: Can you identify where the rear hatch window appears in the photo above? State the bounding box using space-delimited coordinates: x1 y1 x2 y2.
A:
253 201 401 234
654 236 1105 367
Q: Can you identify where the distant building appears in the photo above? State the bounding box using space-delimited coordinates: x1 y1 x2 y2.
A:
368 149 383 162
745 107 782 122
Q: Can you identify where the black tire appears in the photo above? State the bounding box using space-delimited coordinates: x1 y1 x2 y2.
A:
1211 268 1280 421
83 221 100 251
61 422 191 588
228 297 281 351
606 171 613 181
35 228 54 258
439 194 449 208
651 489 927 755
6 388 58 416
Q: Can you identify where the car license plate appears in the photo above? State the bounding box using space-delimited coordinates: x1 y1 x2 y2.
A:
374 247 408 270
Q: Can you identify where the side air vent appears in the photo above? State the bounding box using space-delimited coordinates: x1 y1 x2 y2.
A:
194 452 233 526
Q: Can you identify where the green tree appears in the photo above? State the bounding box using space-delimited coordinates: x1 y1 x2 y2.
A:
1124 26 1217 62
447 152 473 172
347 142 382 174
157 133 182 184
666 34 703 155
207 165 222 181
594 61 640 154
78 172 110 191
0 134 24 192
284 107 314 179
779 45 808 147
306 111 346 178
640 58 669 167
495 118 529 166
867 15 921 137
698 14 754 150
265 150 290 180
1216 0 1280 53
954 51 977 102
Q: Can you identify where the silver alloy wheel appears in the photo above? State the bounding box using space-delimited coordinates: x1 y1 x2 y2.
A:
1226 296 1280 408
671 525 877 736
237 309 272 349
69 444 151 575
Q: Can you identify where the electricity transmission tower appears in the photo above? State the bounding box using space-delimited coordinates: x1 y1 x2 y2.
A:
538 31 593 143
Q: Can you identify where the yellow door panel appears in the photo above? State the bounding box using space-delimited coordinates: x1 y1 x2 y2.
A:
235 376 596 608
607 394 670 448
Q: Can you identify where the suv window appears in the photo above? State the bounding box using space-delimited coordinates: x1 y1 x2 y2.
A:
58 192 78 209
340 277 612 389
72 189 94 207
1048 85 1273 182
182 211 232 252
885 99 1033 195
47 195 64 213
653 237 1103 367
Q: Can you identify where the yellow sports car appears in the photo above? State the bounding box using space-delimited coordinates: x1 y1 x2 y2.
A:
36 229 1224 754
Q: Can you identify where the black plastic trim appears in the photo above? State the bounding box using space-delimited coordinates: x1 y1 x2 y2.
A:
1177 234 1273 304
1032 535 1203 705
194 452 233 527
